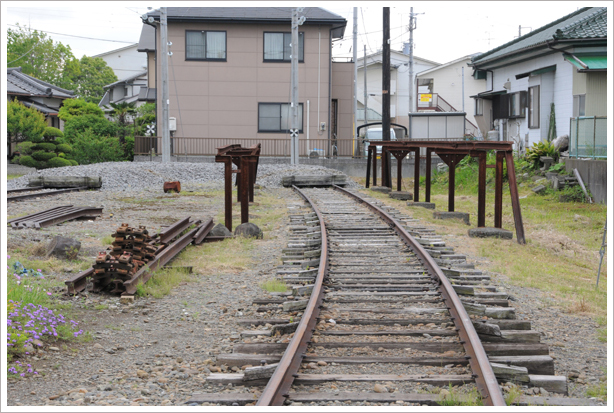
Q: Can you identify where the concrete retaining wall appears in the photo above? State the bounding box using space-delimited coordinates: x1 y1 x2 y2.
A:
564 158 607 203
134 155 443 180
7 164 37 175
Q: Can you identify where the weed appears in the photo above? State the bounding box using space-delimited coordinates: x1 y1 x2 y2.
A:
101 235 115 246
437 384 483 406
130 327 142 332
93 304 109 311
260 278 288 293
7 174 25 180
505 384 523 405
586 381 607 401
135 267 194 299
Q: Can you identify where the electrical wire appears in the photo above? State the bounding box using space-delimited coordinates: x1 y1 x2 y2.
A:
7 44 39 65
7 24 135 44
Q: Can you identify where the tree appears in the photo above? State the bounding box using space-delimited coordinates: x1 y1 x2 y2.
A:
7 25 76 88
7 99 47 152
63 56 118 104
58 98 105 122
109 102 137 145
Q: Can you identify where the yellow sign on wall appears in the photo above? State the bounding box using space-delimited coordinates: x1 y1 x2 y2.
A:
419 94 432 102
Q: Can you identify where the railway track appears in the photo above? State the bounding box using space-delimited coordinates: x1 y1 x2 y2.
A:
188 185 569 407
7 186 90 202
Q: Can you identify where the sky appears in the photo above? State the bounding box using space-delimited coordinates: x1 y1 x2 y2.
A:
3 1 608 66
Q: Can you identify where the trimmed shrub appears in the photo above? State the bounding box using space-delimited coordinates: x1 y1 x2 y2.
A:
69 160 79 166
47 157 73 168
32 151 57 162
16 141 35 155
43 126 64 140
11 156 21 164
19 155 38 168
32 142 57 152
55 143 73 153
63 114 118 143
70 129 124 165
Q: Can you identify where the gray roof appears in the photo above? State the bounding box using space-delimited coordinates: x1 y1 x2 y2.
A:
146 7 346 25
554 7 607 40
472 7 606 66
137 24 156 52
104 71 147 89
7 67 75 99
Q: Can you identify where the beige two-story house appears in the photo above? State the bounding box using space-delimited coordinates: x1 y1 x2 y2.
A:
137 7 353 157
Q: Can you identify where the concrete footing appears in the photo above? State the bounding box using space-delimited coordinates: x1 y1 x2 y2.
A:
389 191 413 201
468 227 513 240
407 202 436 209
370 186 391 194
433 211 470 225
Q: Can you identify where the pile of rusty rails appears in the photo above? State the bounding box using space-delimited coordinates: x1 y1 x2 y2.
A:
365 140 525 244
65 217 215 296
215 143 261 232
188 185 509 407
8 205 103 229
7 187 90 202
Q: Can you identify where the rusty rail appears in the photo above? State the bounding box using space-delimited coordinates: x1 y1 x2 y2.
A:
7 186 90 202
256 185 329 406
331 185 506 406
7 186 45 193
8 206 103 229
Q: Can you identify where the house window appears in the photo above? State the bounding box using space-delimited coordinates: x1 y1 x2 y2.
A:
528 86 540 128
508 91 527 118
263 32 304 62
573 94 585 117
258 103 303 133
186 31 227 61
475 98 484 116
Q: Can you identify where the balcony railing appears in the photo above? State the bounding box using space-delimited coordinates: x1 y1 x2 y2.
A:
569 116 607 159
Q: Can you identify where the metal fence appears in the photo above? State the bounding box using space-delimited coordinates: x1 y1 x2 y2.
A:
569 116 607 159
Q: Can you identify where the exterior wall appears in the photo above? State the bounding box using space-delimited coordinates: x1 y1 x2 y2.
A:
331 62 354 142
147 52 155 88
564 158 607 203
586 71 607 116
96 45 147 80
480 54 575 146
157 22 333 141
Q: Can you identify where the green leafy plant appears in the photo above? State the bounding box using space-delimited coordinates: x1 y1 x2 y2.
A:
260 278 288 293
525 141 558 169
7 99 47 149
43 126 64 140
69 129 125 165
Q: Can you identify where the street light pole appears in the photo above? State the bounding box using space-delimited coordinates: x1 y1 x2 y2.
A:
160 7 171 163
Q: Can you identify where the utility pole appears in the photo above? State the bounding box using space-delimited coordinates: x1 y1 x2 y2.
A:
364 45 368 125
290 8 301 164
408 8 423 115
160 7 171 163
353 7 358 157
382 7 391 187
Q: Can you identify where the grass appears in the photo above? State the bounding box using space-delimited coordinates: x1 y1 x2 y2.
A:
101 235 115 246
436 385 483 406
354 157 608 334
7 174 24 180
260 278 288 293
135 266 195 298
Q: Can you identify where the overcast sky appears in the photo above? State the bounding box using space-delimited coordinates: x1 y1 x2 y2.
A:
2 2 609 66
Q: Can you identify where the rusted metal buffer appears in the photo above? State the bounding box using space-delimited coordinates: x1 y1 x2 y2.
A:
366 140 525 244
215 144 261 232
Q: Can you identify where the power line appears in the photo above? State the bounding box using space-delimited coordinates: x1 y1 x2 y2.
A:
7 24 135 44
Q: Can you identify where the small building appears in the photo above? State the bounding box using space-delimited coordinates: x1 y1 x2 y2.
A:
92 43 148 81
7 67 75 156
137 7 353 157
469 7 607 152
98 70 149 119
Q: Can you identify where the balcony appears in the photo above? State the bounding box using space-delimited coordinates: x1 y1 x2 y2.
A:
569 116 607 159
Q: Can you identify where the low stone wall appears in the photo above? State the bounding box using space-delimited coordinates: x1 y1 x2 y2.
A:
563 158 607 203
7 164 37 175
133 155 443 179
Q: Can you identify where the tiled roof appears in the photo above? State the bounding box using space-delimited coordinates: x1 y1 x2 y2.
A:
472 7 606 65
553 7 607 39
7 67 74 99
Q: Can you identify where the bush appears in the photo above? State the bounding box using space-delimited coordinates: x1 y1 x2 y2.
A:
43 126 64 140
32 142 57 152
525 141 558 169
19 156 38 168
16 141 35 155
63 114 118 143
70 129 125 165
124 135 135 160
69 160 79 166
31 151 57 162
47 157 73 168
7 99 46 145
58 98 104 122
55 143 73 153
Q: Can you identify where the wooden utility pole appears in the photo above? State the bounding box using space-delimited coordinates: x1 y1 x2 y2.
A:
382 7 392 187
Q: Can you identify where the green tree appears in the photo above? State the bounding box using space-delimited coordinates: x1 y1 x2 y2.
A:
7 25 77 87
7 100 47 153
58 98 105 122
134 103 156 136
109 101 137 145
63 56 117 104
62 114 118 143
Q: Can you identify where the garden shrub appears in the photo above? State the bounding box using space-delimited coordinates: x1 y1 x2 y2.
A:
63 114 118 143
43 126 63 140
70 129 125 165
32 142 57 152
525 141 558 169
31 151 57 162
47 157 73 168
15 141 35 155
69 160 79 166
18 156 38 168
55 143 73 153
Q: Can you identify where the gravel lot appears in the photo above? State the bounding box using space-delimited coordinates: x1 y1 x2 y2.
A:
5 162 607 406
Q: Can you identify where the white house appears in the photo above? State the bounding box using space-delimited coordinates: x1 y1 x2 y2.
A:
357 45 439 132
92 44 147 80
469 7 607 151
416 54 484 136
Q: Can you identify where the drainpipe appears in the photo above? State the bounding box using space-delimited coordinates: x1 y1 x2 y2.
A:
329 24 346 157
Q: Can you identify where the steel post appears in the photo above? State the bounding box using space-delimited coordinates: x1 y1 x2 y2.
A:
425 149 432 202
414 151 420 202
495 151 504 228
